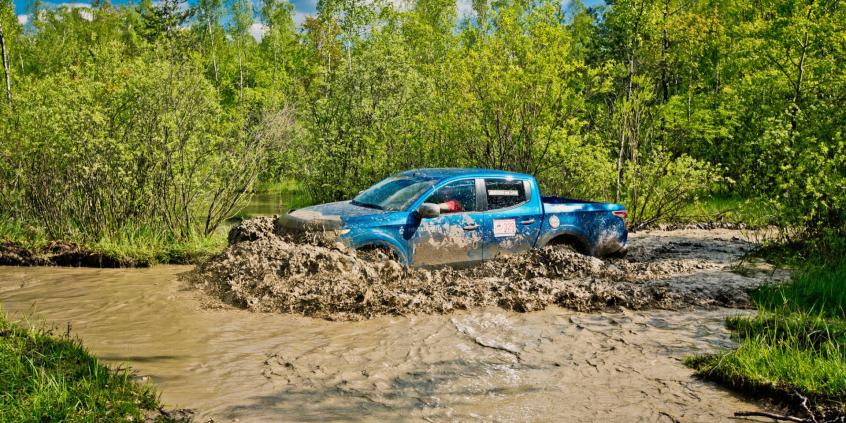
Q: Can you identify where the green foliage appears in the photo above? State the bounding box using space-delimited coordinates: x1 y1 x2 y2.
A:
0 45 291 243
0 0 844 249
0 312 178 422
623 148 723 227
677 194 776 227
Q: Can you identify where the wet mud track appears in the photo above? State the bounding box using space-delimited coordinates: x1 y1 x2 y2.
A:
0 228 786 421
0 264 770 421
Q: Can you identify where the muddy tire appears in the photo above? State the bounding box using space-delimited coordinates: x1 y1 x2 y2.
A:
606 249 628 260
547 235 590 256
356 245 400 263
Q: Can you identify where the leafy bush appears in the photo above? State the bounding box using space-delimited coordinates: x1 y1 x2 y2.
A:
623 148 723 228
0 46 291 241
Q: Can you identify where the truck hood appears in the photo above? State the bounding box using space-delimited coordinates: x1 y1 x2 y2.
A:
279 201 390 231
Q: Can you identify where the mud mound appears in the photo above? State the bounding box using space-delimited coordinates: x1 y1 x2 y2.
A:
228 216 277 244
187 219 784 320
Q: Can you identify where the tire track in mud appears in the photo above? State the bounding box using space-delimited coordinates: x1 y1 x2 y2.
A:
186 217 789 321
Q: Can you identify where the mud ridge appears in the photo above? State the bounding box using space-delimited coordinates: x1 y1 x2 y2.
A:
0 241 147 268
187 217 785 320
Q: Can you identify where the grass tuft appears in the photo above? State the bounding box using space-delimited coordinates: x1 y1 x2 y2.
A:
0 312 180 422
687 260 846 417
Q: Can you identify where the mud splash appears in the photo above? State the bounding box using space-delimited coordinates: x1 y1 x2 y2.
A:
188 218 786 320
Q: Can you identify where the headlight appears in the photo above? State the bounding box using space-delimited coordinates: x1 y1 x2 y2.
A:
338 228 351 235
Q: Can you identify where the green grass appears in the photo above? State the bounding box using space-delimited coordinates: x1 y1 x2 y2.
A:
88 224 230 265
687 260 846 416
751 262 846 319
677 194 776 227
0 312 179 422
0 180 311 266
0 217 230 266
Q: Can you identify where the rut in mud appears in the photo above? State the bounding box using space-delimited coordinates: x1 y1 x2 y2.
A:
186 217 785 320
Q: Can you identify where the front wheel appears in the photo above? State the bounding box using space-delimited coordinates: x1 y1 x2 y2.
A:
356 245 400 263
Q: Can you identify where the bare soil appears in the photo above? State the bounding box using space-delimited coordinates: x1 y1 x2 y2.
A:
186 217 787 321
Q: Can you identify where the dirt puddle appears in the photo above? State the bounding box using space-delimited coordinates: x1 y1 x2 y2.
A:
1 256 777 421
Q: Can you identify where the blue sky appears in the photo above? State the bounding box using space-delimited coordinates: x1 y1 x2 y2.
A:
13 0 602 28
13 0 318 21
13 0 316 15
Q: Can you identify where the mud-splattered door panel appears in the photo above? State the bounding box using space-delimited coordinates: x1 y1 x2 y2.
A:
478 178 542 259
410 214 485 265
409 179 484 265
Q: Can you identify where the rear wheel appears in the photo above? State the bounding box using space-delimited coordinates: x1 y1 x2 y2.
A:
547 234 590 256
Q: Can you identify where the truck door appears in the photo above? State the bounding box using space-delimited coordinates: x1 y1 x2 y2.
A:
408 178 486 266
478 178 543 260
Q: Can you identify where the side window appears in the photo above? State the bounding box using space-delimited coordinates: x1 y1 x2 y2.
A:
485 179 527 210
426 179 477 214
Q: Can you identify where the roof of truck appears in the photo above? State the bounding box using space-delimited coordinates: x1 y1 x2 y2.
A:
397 168 533 181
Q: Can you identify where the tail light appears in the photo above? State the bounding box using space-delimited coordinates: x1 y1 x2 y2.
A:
612 210 628 225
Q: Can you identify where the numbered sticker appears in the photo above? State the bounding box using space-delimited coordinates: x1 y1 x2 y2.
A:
493 219 517 237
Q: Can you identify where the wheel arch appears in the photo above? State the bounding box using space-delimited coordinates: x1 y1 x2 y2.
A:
539 230 592 255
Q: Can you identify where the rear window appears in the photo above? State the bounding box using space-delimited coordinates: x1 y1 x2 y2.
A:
485 179 527 210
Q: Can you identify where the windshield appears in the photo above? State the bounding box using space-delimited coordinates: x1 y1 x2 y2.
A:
352 176 436 211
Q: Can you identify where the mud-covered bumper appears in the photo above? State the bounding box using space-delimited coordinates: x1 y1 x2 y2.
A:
277 211 342 232
275 212 353 246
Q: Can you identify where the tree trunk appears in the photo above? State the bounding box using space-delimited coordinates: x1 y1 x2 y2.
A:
790 30 809 132
0 22 12 105
616 113 627 203
238 39 244 101
207 16 219 83
660 0 670 103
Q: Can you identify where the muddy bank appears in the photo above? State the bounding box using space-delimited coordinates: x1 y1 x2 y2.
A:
187 218 787 320
0 241 147 268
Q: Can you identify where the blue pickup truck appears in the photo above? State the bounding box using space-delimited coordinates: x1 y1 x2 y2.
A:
279 168 628 266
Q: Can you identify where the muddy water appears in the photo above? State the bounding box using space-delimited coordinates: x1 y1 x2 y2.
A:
0 265 768 422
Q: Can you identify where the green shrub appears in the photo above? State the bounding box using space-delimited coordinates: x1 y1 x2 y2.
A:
623 148 724 227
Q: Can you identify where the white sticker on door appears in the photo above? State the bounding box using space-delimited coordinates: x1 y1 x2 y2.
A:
493 219 517 237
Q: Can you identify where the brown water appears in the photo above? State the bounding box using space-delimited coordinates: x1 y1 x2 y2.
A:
0 265 767 422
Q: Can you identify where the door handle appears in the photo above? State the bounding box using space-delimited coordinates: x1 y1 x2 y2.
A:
519 218 536 225
462 224 479 231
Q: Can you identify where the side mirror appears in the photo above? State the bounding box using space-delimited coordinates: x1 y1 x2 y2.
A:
416 203 441 219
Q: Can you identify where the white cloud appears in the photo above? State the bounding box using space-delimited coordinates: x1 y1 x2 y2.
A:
51 2 94 21
18 14 30 25
78 9 94 21
55 2 90 9
293 12 309 26
456 0 474 18
249 23 269 42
